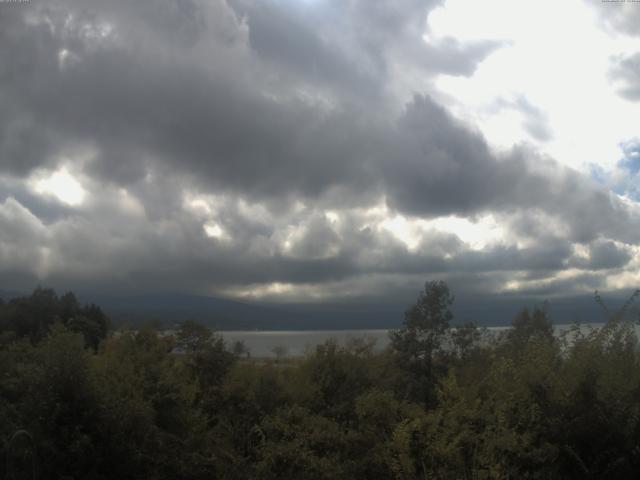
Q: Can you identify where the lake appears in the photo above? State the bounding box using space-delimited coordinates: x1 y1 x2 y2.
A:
219 323 616 357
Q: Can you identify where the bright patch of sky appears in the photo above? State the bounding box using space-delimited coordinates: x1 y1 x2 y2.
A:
203 221 228 240
32 168 86 206
381 214 504 251
423 215 505 250
428 0 640 173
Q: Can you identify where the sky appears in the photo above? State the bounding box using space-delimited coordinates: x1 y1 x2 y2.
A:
1 0 640 310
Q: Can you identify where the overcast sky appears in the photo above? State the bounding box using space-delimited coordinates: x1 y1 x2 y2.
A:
1 0 640 306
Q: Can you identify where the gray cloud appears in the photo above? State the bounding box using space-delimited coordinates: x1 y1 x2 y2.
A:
227 0 384 101
570 239 632 271
586 0 640 37
0 0 638 305
610 52 640 101
228 0 502 89
382 98 640 245
1 0 503 206
508 272 607 298
335 0 504 77
489 96 553 142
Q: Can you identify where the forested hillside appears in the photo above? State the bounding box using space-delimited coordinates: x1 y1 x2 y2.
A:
2 283 640 479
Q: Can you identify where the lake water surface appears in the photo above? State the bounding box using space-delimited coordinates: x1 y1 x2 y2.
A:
220 324 616 357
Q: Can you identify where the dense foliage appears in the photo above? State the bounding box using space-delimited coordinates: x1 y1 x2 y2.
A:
2 283 640 479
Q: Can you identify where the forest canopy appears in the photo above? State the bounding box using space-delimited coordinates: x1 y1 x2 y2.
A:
1 283 640 479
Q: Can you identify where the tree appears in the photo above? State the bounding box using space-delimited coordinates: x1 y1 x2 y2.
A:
302 339 376 425
390 280 454 406
24 323 100 478
271 345 289 363
255 406 348 480
66 303 110 351
450 321 481 360
176 319 214 354
507 306 554 349
6 287 59 343
175 320 235 417
391 281 454 358
0 288 109 349
232 340 249 358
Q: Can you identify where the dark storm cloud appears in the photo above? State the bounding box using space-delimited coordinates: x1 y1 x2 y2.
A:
227 0 383 100
0 7 379 201
581 239 632 270
450 239 574 273
383 97 640 244
0 0 639 302
0 0 503 201
0 7 63 176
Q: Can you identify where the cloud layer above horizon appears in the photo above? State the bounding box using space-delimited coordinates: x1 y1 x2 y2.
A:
1 0 640 305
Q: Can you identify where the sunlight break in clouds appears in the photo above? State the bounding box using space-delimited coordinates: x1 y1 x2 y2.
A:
32 169 86 206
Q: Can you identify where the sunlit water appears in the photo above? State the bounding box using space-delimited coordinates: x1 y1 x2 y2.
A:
219 323 631 358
